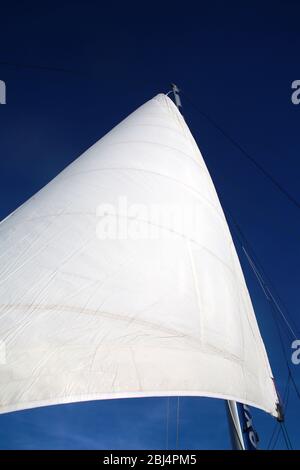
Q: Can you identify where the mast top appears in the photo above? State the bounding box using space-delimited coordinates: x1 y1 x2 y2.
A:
171 83 182 109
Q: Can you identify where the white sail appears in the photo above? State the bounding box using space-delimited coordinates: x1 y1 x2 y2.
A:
0 94 279 417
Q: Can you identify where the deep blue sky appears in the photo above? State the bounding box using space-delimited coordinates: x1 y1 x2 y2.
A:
0 0 299 449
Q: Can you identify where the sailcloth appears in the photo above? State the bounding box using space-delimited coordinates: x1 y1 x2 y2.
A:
0 94 279 417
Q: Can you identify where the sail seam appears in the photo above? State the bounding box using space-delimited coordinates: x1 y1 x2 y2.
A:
91 140 204 169
61 167 225 221
186 238 203 341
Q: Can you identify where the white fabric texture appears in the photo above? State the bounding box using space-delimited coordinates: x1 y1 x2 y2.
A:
0 94 279 416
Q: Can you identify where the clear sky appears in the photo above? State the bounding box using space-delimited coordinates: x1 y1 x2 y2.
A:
0 0 299 450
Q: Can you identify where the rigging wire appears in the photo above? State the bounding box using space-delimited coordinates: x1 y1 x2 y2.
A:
240 242 300 408
242 246 297 340
246 274 296 450
164 397 180 450
225 213 298 329
241 253 298 449
272 415 293 450
272 424 288 450
270 400 293 450
270 302 300 404
218 209 300 400
271 425 283 450
176 397 180 450
281 422 293 450
165 397 170 450
268 420 279 449
270 383 291 452
181 91 300 211
225 211 299 340
267 372 290 449
267 301 298 449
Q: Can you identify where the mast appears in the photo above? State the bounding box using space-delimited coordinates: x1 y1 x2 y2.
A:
171 83 182 109
171 83 246 450
226 401 245 450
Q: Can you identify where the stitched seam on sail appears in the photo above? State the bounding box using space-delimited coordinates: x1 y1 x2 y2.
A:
90 140 204 169
7 213 234 274
59 167 224 221
186 238 203 341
